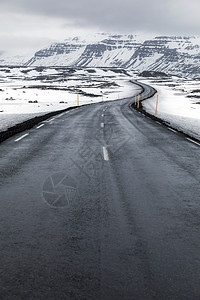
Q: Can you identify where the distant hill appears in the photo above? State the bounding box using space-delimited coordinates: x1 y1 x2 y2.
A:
1 33 200 78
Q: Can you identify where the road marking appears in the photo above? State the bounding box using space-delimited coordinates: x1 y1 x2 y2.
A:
56 114 64 118
186 138 200 147
15 133 29 142
37 124 45 129
101 123 104 128
64 111 70 115
102 114 104 117
168 128 177 133
156 121 162 125
48 118 55 122
103 146 109 161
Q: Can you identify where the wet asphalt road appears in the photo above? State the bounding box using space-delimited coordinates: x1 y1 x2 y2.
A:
0 83 200 299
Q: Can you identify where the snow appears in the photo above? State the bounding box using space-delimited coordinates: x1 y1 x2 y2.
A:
136 75 200 140
0 49 36 66
132 53 164 71
0 67 140 132
32 46 86 67
64 33 145 45
1 66 200 141
0 34 199 80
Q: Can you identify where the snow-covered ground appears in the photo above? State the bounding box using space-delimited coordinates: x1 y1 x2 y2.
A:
0 67 140 131
136 75 200 140
1 66 199 141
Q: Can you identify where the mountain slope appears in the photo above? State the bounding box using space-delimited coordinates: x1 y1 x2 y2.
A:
1 34 200 78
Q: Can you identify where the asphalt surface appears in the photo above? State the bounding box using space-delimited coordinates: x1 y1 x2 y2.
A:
0 83 200 299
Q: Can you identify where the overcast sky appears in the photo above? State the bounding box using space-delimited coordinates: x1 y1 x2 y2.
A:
0 0 199 52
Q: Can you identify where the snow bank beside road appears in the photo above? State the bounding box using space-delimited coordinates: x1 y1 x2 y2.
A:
0 113 45 132
0 67 139 132
138 77 200 140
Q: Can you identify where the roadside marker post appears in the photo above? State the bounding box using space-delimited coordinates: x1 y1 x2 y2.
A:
155 95 159 117
77 93 79 106
137 94 140 109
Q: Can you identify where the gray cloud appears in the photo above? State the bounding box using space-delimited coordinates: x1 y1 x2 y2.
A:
0 0 199 51
1 0 199 34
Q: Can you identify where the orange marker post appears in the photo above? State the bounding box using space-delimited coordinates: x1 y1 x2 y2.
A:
77 93 79 106
137 94 140 109
155 95 159 118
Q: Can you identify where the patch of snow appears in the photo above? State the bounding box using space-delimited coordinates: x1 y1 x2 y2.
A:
138 76 200 140
0 67 140 131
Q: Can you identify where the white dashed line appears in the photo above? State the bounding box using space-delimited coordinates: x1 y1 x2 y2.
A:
168 128 177 133
102 114 104 117
156 121 162 125
103 146 109 161
48 118 55 122
101 123 104 128
64 111 70 115
15 133 29 142
186 138 200 147
37 124 45 129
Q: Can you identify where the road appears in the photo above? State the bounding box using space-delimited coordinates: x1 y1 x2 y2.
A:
0 82 200 299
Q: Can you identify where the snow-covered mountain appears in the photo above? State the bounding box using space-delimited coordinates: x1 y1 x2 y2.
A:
1 34 200 78
0 49 36 66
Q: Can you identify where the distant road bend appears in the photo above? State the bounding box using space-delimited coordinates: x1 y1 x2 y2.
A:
0 80 200 299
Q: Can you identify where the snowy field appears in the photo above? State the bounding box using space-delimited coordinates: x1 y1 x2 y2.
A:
0 66 199 141
0 67 140 131
135 75 200 140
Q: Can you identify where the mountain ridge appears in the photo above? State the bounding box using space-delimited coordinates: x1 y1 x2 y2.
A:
0 34 199 78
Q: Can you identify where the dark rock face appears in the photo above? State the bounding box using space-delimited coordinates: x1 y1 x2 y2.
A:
139 71 169 77
25 35 200 78
35 43 83 57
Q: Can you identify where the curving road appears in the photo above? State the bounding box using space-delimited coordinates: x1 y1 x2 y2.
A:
0 81 200 299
